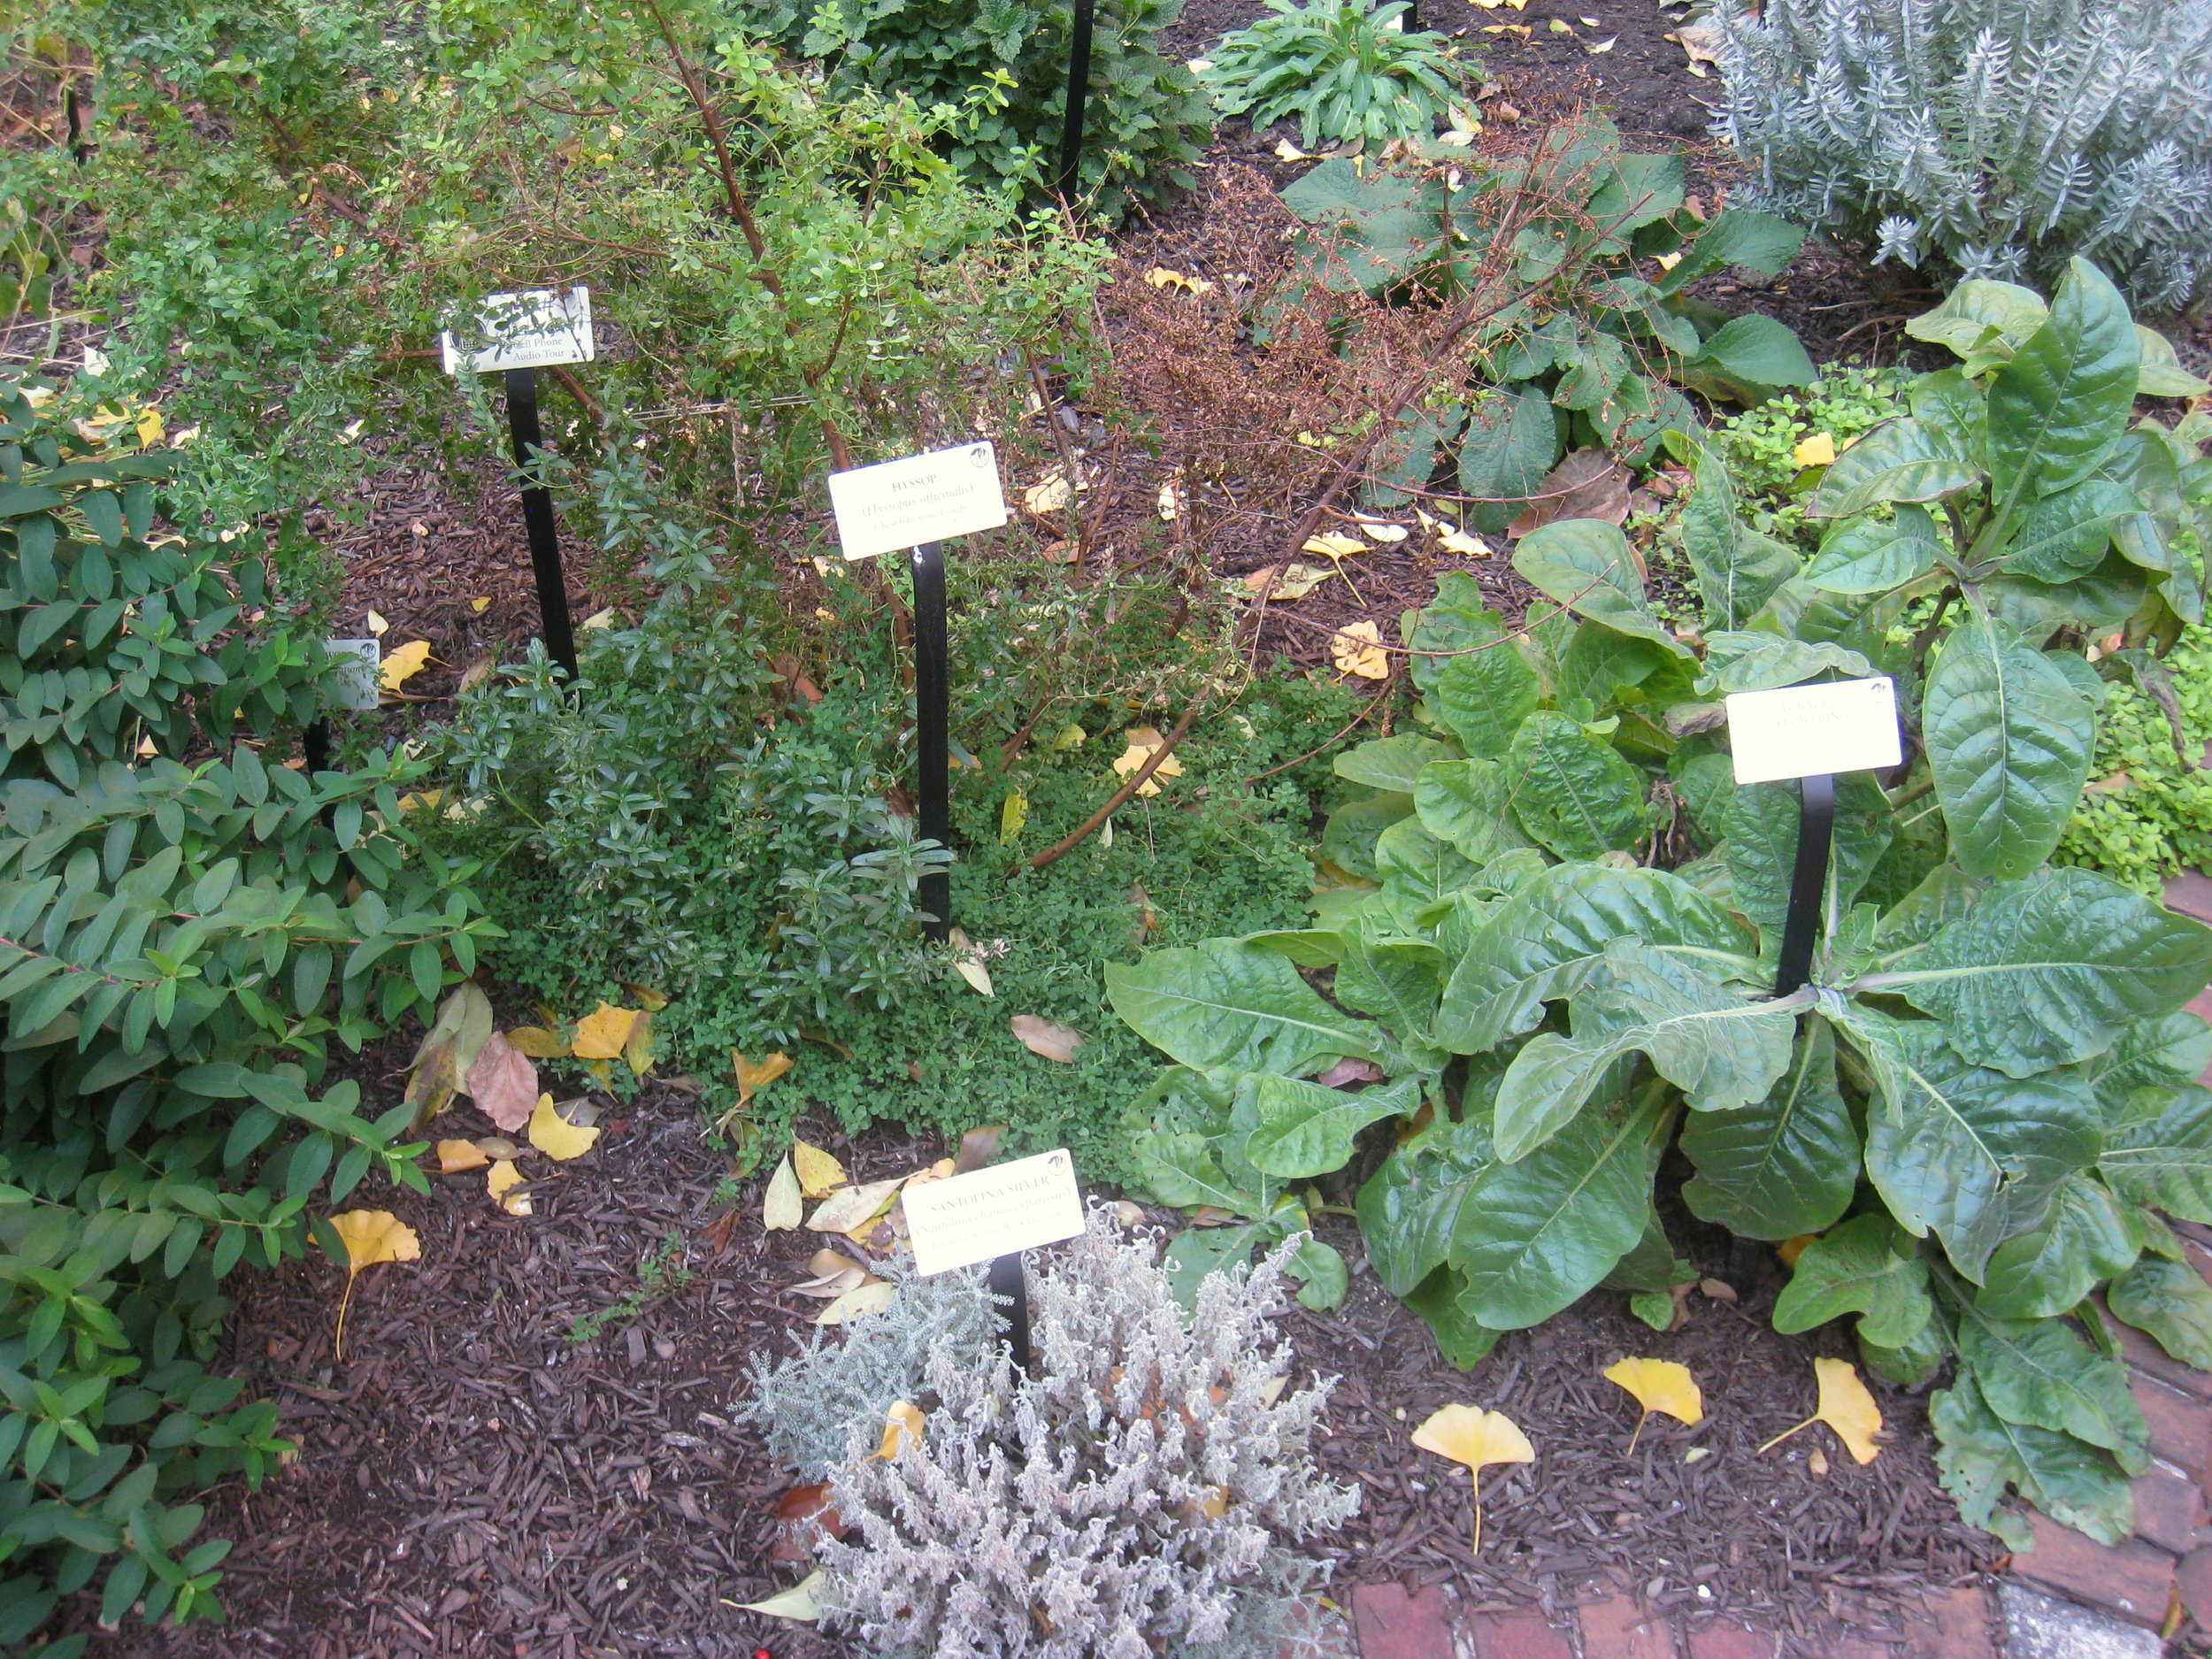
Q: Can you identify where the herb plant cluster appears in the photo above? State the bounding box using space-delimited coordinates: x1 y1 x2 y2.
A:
1112 260 2212 1548
1204 0 1476 151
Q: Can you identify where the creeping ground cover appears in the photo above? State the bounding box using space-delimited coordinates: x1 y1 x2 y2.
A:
1112 258 2212 1549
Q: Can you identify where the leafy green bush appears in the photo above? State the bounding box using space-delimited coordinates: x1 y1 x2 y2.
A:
1276 117 1817 531
1709 0 2212 312
0 371 495 1648
1110 258 2212 1551
741 0 1211 217
2056 626 2212 893
1204 0 1475 150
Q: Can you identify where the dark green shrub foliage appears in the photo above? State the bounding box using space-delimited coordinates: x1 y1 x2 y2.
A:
0 373 493 1648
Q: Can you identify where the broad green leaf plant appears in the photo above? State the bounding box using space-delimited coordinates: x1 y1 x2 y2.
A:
1203 0 1477 151
1275 115 1817 531
1113 258 2212 1550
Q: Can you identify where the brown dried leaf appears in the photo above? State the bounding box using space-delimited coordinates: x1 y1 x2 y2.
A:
1010 1015 1085 1064
1509 449 1631 538
955 1125 1005 1172
465 1033 538 1133
733 1048 795 1108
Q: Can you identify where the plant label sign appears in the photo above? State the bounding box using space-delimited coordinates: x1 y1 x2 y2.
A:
322 640 382 711
826 442 1007 561
440 287 595 376
902 1148 1084 1276
1726 676 1902 785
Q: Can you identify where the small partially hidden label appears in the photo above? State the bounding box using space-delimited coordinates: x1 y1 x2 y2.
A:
826 442 1007 561
441 288 595 375
902 1148 1084 1277
1726 676 1902 785
322 640 382 711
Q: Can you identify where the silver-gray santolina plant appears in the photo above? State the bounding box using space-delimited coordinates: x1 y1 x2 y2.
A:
1707 0 2212 311
777 1211 1359 1659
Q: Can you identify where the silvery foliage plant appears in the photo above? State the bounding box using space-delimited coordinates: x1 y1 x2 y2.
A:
811 1212 1358 1659
1707 0 2212 311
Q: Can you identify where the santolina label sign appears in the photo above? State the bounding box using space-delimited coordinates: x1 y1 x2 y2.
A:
901 1148 1084 1276
1725 676 1903 786
826 442 1008 561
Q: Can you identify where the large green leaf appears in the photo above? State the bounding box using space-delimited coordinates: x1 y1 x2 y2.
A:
1847 1010 2102 1281
1404 1266 1505 1370
1124 1066 1263 1213
2086 1010 2212 1105
1279 158 1433 293
1402 573 1497 695
1803 506 1942 595
1950 1288 2150 1473
1434 634 1542 760
1723 773 1894 933
1696 632 1871 695
1436 863 1753 1053
1887 868 2212 1077
1807 419 1980 519
1922 617 2095 880
1682 1018 1858 1240
2101 1086 2212 1223
1503 712 1649 860
1653 208 1804 294
1681 312 1817 399
1493 941 1796 1160
1459 386 1560 528
2107 1257 2212 1371
1356 1115 1495 1297
1511 519 1686 654
1413 759 1532 865
1771 1213 1932 1347
2003 479 2142 582
1975 1174 2142 1321
1246 1073 1420 1179
1985 258 2139 524
1107 939 1379 1075
1931 1371 2127 1552
1335 734 1455 794
1374 818 1484 910
1906 280 2048 365
1333 930 1445 1038
1320 792 1413 879
1447 1087 1667 1329
1680 443 1799 628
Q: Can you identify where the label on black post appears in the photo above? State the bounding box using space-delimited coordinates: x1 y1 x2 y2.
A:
321 640 382 710
441 288 595 375
1724 677 1901 785
902 1148 1084 1276
826 442 1008 561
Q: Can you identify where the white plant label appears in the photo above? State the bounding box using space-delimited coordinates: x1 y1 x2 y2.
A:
902 1148 1084 1277
1726 676 1902 785
826 442 1007 561
322 640 382 711
440 287 595 375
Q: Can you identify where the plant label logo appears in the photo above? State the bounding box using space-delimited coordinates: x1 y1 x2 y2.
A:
440 287 596 375
1725 676 1902 785
826 442 1008 561
322 640 382 710
902 1148 1084 1276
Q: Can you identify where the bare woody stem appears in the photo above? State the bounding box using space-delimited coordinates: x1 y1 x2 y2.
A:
1024 701 1203 872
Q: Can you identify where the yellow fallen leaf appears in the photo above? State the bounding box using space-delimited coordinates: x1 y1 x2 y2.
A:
733 1048 794 1108
1011 1014 1085 1063
136 407 165 446
1000 791 1028 846
791 1138 847 1199
503 1025 570 1058
1603 1357 1704 1451
949 927 995 997
527 1092 600 1161
1112 727 1185 797
808 1177 902 1237
1355 518 1410 542
875 1401 926 1460
734 1569 824 1620
327 1210 421 1360
1655 250 1684 272
1586 34 1616 51
1330 620 1390 680
436 1139 489 1172
365 610 389 636
571 1002 638 1060
486 1158 532 1216
816 1281 898 1325
1302 531 1368 561
380 640 432 691
1157 481 1183 520
1759 1356 1884 1465
475 1135 521 1159
1437 524 1492 557
1052 723 1087 751
1143 267 1214 296
623 1010 656 1075
1273 139 1310 161
763 1154 803 1231
580 607 618 630
1410 1404 1534 1553
1793 433 1838 468
1023 470 1073 514
1241 564 1330 601
470 595 491 613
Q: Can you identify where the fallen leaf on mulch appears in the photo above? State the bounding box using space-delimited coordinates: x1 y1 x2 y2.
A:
528 1093 600 1161
808 1177 902 1236
571 1002 639 1060
504 1025 569 1058
1603 1356 1705 1449
792 1138 846 1198
328 1210 421 1360
763 1155 803 1231
733 1569 824 1620
1509 449 1631 538
1011 1015 1085 1063
733 1048 795 1107
435 1139 488 1173
1761 1357 1885 1465
1330 620 1390 680
771 1487 847 1563
815 1281 896 1325
1241 563 1330 601
1411 1403 1534 1554
380 639 433 691
486 1159 531 1217
465 1032 538 1133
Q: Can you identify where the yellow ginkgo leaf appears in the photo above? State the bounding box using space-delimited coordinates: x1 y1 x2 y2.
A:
1000 791 1028 846
735 1569 824 1621
1437 524 1492 557
1330 620 1390 680
1354 518 1410 542
435 1139 489 1172
763 1154 803 1232
1111 728 1186 798
1410 1403 1534 1553
1793 432 1838 468
1302 531 1368 561
1023 470 1073 515
380 639 432 692
570 1002 638 1060
875 1400 926 1460
1758 1356 1884 1465
470 595 492 613
733 1048 795 1107
1241 564 1330 602
527 1092 600 1161
791 1137 847 1199
1603 1357 1704 1450
327 1210 421 1360
486 1158 532 1216
365 609 389 636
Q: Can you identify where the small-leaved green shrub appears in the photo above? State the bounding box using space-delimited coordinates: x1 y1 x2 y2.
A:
0 370 494 1648
1204 0 1475 151
2057 626 2212 894
1111 259 2212 1553
1709 0 2212 311
1276 117 1817 531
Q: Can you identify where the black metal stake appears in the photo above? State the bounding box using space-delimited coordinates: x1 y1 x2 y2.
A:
910 541 953 941
1055 0 1096 204
1773 773 1835 998
988 1252 1033 1372
503 366 579 683
303 717 331 777
1402 0 1419 33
